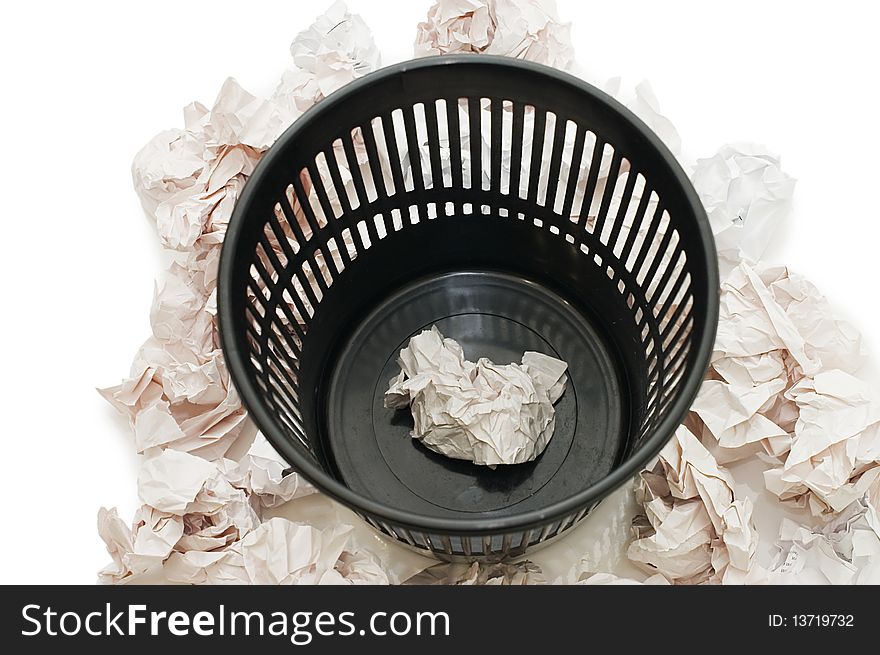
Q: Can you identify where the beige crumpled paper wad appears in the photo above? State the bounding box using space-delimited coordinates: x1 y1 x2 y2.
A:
385 326 568 466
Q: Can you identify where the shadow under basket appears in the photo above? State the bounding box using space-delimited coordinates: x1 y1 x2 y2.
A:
218 56 719 561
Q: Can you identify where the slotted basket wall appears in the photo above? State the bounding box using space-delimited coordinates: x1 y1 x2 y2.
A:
219 56 718 560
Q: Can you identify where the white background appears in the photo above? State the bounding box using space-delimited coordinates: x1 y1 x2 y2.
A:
1 0 878 583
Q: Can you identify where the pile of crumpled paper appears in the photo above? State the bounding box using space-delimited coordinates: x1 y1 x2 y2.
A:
99 0 880 585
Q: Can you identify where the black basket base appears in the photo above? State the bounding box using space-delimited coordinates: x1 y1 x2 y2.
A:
325 270 628 519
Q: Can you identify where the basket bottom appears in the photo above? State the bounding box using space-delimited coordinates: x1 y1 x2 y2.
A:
325 270 628 519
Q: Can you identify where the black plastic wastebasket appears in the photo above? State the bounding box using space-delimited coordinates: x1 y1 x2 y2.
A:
219 55 719 560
